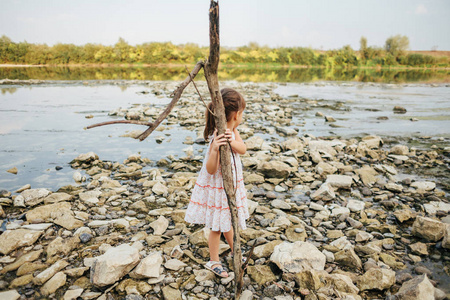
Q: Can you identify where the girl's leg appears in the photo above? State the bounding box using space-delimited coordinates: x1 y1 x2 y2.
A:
208 230 228 276
223 227 234 252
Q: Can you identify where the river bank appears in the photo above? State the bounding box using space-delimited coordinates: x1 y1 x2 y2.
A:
0 80 449 299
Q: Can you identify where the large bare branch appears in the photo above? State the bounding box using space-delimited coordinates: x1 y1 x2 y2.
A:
137 60 204 141
204 1 245 298
86 61 204 141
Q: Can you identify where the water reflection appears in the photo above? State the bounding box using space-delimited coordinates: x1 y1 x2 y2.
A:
0 66 448 83
1 87 17 94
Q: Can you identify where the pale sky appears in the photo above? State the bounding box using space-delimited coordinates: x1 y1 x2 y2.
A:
1 0 449 50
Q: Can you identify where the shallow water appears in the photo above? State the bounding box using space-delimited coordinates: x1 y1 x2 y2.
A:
0 81 449 193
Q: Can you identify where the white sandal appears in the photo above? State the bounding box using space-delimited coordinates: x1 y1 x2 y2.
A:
205 261 228 278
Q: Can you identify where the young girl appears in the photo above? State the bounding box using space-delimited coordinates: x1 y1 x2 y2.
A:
184 87 249 278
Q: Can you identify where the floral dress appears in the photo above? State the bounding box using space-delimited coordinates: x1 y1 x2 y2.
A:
184 132 249 232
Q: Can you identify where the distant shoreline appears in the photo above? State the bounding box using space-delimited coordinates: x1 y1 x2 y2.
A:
0 63 449 71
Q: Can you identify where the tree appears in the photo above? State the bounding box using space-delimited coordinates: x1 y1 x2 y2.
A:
385 35 409 58
360 36 368 60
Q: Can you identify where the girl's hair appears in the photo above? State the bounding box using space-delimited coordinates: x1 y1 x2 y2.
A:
204 88 246 141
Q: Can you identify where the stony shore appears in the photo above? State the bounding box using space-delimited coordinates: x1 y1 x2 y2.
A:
0 81 449 300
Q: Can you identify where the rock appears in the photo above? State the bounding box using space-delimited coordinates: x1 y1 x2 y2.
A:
194 269 215 282
331 206 350 217
63 288 84 300
423 201 450 215
310 183 335 201
73 171 83 182
33 260 69 285
152 182 168 196
46 236 80 258
270 241 326 273
326 175 353 189
245 136 264 150
316 162 337 175
441 223 450 249
409 242 428 256
15 184 30 193
79 233 93 243
411 181 436 191
150 216 169 235
325 115 336 122
390 145 409 155
79 190 101 205
276 126 297 135
334 248 362 270
271 199 291 210
395 274 435 300
247 265 276 285
394 209 415 223
71 152 98 164
7 167 18 174
309 140 337 156
246 174 265 184
0 290 20 300
259 161 292 179
162 285 182 300
393 106 407 114
0 250 43 274
0 229 43 255
347 199 365 212
189 228 210 247
43 192 73 204
26 202 83 230
385 182 403 193
357 268 396 291
412 216 445 242
355 166 378 185
40 271 66 296
164 259 187 271
282 137 304 151
240 290 253 300
253 240 284 258
131 252 163 278
90 244 140 287
247 199 259 215
9 274 33 288
13 188 51 207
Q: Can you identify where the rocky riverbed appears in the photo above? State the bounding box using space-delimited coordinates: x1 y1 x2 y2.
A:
0 80 449 300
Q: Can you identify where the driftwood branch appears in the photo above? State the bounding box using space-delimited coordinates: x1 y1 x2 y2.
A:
204 1 245 298
86 61 204 141
184 65 215 116
85 120 153 130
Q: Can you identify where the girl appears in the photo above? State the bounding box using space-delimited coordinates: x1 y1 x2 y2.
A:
184 87 249 278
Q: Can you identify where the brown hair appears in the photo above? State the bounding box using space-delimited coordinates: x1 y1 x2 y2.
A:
203 88 246 141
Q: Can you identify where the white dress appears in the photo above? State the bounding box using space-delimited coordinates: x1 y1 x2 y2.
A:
184 132 249 232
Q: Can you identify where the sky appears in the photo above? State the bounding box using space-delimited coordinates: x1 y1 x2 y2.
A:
1 0 449 50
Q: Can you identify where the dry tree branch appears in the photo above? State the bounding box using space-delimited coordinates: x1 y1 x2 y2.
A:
85 61 204 141
184 65 215 116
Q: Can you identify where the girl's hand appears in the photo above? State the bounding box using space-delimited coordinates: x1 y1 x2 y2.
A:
224 128 232 142
210 129 228 153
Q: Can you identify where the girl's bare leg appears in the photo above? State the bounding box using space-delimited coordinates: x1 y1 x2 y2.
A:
208 230 228 276
223 227 234 252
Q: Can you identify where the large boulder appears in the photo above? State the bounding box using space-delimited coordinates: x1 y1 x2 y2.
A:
90 244 140 287
0 229 43 255
412 216 445 242
131 252 163 279
13 188 51 207
258 161 292 179
270 241 326 273
26 202 83 230
395 274 435 300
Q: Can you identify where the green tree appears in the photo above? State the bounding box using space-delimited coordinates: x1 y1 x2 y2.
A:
360 36 368 61
385 35 409 58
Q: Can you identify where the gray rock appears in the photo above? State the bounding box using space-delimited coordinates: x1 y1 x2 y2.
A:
310 183 335 201
13 188 51 207
395 274 435 300
270 241 326 273
326 175 353 189
90 244 140 287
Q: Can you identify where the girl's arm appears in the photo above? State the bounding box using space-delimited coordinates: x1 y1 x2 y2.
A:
206 130 228 174
225 128 247 155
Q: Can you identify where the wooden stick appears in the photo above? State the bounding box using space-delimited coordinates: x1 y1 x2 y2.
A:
136 61 204 141
85 120 153 130
204 1 245 298
184 65 215 116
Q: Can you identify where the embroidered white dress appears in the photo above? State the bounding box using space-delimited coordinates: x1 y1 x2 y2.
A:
184 132 249 232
